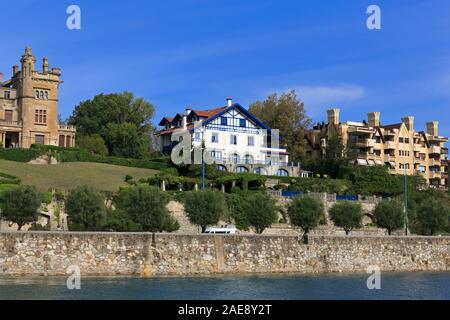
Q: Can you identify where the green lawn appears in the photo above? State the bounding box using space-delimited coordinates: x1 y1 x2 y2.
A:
0 159 158 192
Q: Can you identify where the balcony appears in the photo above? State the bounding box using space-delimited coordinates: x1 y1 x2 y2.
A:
429 171 442 180
429 146 441 154
352 139 375 148
429 158 441 167
0 120 22 128
385 141 396 150
413 145 426 153
441 147 448 155
58 124 76 132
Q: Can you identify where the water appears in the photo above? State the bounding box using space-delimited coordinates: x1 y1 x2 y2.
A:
0 272 449 300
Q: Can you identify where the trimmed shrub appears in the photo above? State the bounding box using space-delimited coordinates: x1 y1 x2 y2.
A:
0 148 43 162
288 196 324 238
329 201 363 235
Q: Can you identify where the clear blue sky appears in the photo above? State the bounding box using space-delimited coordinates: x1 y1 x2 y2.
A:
1 0 450 136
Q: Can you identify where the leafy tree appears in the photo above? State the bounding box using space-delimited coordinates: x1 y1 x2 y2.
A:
242 193 278 234
76 134 109 156
373 200 404 235
115 185 179 232
68 91 157 158
184 190 227 233
415 199 450 235
101 208 142 232
66 186 105 231
329 201 363 235
288 196 324 239
249 90 311 161
0 185 42 230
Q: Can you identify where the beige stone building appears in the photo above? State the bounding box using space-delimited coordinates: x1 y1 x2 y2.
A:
0 47 75 149
306 108 448 189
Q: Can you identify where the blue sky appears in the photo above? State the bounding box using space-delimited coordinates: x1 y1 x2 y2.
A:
1 0 450 136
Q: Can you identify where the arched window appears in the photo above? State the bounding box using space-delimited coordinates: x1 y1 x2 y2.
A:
254 167 267 175
35 90 40 99
44 91 49 100
276 169 289 177
230 153 240 164
39 91 44 99
235 166 248 173
244 154 254 164
217 165 227 171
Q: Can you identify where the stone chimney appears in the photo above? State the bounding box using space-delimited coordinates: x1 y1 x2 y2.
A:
226 97 233 107
43 57 49 73
401 116 414 131
368 112 380 127
426 121 439 136
327 108 340 125
13 65 18 75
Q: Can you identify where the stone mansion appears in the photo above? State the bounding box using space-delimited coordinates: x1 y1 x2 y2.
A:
0 47 76 149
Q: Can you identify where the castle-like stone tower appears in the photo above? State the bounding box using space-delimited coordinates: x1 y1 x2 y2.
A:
0 47 75 148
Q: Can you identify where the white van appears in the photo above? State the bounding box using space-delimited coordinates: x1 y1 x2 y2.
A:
204 224 237 234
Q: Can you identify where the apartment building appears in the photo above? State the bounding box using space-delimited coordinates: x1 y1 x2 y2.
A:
0 47 76 149
158 98 309 177
306 108 448 189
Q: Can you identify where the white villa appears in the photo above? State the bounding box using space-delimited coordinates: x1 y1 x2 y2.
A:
158 98 309 177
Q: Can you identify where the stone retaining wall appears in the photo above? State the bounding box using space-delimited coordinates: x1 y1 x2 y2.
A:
0 232 449 276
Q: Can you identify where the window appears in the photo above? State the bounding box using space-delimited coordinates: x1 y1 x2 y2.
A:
4 91 10 99
399 137 404 143
211 132 218 143
254 167 267 175
244 154 254 164
405 138 409 144
276 169 289 177
221 117 227 126
35 109 47 124
235 166 249 173
210 150 222 161
248 136 254 146
35 90 49 100
230 135 237 145
35 135 45 145
230 153 240 164
376 136 381 143
4 110 13 122
66 136 71 148
217 165 227 171
59 135 65 147
239 119 246 127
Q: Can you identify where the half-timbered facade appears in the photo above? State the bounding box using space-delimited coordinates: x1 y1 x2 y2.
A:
158 98 308 177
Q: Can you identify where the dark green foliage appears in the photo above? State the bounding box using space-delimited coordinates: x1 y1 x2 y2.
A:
115 185 179 232
415 199 450 235
183 190 227 232
66 186 105 231
0 185 42 230
68 91 158 158
241 193 278 234
0 148 43 162
373 200 404 235
329 201 363 235
225 193 250 231
288 196 324 236
41 191 53 204
0 172 21 185
75 134 109 156
101 208 143 232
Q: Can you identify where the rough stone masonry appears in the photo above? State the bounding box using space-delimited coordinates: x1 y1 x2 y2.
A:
0 232 449 276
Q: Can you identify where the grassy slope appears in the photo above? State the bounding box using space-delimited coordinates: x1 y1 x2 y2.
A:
0 159 158 192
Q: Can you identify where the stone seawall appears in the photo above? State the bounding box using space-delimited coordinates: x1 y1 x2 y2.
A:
0 232 449 276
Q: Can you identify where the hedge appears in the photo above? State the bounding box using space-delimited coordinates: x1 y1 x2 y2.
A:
0 148 44 162
0 172 21 185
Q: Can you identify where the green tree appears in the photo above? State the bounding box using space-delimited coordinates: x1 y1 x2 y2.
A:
68 91 157 158
101 208 142 232
184 190 227 233
373 200 404 235
76 134 109 156
288 196 324 239
329 201 363 235
66 186 105 231
0 185 41 230
115 185 179 232
415 199 450 235
242 193 278 234
249 90 311 161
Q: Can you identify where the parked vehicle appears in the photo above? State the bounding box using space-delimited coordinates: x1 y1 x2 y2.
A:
204 224 237 234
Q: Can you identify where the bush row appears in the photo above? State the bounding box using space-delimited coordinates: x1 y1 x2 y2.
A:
0 148 44 162
0 172 21 185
